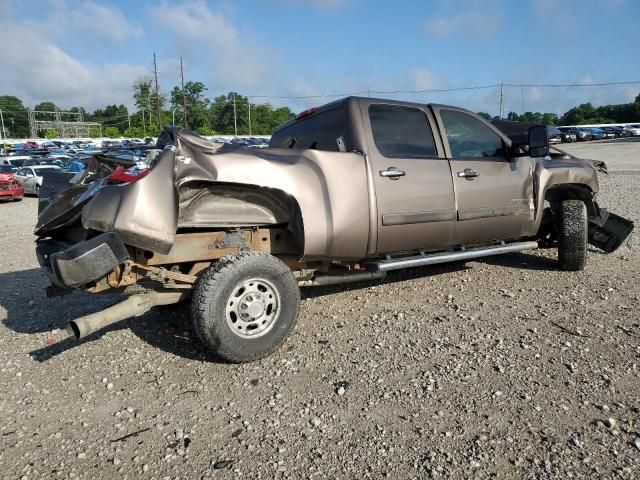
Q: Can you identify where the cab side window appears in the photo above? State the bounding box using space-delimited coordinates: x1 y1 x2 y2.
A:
16 168 28 176
440 110 504 158
369 104 437 158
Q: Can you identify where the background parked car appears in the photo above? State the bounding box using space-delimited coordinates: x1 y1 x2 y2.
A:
625 124 640 136
0 165 24 201
588 128 606 140
559 127 589 141
547 126 563 144
599 127 617 139
578 128 593 141
14 165 62 196
609 126 631 137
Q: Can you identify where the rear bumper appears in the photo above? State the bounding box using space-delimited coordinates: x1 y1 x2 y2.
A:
36 232 130 288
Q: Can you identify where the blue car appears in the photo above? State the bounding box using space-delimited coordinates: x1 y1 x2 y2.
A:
588 128 606 140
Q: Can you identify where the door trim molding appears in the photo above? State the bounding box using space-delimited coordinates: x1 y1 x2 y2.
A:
458 204 530 221
382 210 456 226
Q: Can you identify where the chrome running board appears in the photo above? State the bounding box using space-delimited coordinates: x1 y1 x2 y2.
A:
370 241 539 272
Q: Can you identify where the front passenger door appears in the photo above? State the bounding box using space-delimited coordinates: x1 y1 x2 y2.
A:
434 108 535 245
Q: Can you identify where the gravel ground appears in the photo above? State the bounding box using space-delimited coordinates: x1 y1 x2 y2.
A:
1 170 639 479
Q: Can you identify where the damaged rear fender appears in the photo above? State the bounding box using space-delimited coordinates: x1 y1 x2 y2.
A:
82 149 178 254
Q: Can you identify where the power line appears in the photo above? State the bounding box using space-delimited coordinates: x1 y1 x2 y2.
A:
243 80 640 100
504 80 640 88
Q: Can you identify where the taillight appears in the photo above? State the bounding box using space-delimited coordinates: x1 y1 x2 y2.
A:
295 107 318 120
108 165 151 184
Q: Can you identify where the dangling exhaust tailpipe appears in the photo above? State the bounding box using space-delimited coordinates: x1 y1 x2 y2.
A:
65 292 185 340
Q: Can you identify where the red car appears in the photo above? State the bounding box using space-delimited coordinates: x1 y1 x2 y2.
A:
0 165 24 201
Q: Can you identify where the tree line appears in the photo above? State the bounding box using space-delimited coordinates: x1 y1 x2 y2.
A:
1 85 639 139
477 93 640 126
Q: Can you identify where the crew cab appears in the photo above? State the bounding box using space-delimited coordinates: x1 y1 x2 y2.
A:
35 97 633 362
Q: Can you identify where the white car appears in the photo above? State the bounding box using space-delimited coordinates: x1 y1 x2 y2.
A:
14 165 63 195
625 125 640 136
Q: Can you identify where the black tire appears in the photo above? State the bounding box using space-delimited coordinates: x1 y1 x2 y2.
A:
191 251 300 363
557 199 587 271
34 184 40 197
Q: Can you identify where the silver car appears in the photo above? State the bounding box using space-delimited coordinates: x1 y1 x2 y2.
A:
15 165 62 195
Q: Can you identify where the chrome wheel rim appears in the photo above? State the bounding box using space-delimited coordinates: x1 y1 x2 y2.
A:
225 278 280 338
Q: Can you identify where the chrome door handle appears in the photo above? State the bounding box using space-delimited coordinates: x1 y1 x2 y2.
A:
457 168 480 179
379 167 406 179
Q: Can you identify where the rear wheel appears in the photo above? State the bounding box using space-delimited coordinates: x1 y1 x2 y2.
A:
191 251 300 363
557 199 587 271
34 184 40 197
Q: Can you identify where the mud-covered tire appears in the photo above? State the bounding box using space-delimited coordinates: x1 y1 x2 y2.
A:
557 199 587 271
191 251 300 363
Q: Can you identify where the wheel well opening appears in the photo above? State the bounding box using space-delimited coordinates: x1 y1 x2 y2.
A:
544 184 596 216
177 181 305 255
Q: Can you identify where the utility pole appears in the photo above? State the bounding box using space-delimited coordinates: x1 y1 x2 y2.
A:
247 99 251 136
499 82 504 119
0 109 5 141
233 94 238 137
142 108 146 136
521 86 525 115
172 109 176 126
180 56 187 128
128 114 131 129
153 53 161 127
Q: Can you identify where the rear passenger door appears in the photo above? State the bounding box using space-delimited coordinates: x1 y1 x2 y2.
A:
433 107 534 245
360 100 456 254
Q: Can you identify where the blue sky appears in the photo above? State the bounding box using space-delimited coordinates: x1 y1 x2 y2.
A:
1 0 639 115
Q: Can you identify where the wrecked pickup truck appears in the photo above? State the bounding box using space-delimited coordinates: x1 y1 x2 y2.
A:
35 97 634 362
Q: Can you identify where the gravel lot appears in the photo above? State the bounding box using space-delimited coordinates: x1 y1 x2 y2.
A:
1 144 639 479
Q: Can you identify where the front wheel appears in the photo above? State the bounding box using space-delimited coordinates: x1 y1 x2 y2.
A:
557 200 587 271
191 251 300 363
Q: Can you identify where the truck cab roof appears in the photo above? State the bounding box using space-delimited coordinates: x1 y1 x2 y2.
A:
269 96 485 153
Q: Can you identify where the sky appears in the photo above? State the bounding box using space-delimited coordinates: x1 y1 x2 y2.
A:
1 0 639 116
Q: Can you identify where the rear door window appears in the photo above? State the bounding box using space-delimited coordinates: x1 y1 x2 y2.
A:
440 110 504 158
369 104 437 158
270 105 352 152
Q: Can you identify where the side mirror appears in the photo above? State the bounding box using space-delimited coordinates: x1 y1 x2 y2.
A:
528 125 549 158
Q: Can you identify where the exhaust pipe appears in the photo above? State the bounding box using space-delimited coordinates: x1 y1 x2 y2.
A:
66 291 184 340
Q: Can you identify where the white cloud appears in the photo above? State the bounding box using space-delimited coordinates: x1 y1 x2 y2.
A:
31 0 142 45
150 0 270 90
424 1 503 38
579 74 594 86
265 0 356 11
0 22 147 109
409 68 446 91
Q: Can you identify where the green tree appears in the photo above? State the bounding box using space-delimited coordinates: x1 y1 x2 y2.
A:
197 125 215 136
0 95 30 137
34 101 58 112
103 126 121 138
123 126 145 138
171 81 209 132
44 129 58 139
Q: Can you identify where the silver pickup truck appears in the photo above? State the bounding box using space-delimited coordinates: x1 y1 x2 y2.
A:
35 96 633 362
